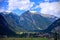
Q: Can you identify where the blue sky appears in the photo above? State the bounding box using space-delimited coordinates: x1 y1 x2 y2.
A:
0 0 60 17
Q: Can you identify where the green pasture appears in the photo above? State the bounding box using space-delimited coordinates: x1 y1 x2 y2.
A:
0 37 48 40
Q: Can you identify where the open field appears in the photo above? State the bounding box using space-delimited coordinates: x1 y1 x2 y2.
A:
0 37 48 40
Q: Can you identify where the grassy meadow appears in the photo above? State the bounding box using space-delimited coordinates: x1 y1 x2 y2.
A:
0 37 48 40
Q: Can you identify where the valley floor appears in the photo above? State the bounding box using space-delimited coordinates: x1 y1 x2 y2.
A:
0 37 49 40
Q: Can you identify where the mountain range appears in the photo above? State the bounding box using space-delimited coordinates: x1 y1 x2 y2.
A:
0 10 60 36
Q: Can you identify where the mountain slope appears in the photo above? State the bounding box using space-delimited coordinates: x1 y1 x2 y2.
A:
19 11 58 32
34 18 60 33
1 12 27 32
0 13 17 37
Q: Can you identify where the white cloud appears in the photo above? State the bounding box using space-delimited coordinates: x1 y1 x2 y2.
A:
39 2 60 17
0 7 5 12
8 0 34 11
0 7 12 13
30 11 37 13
